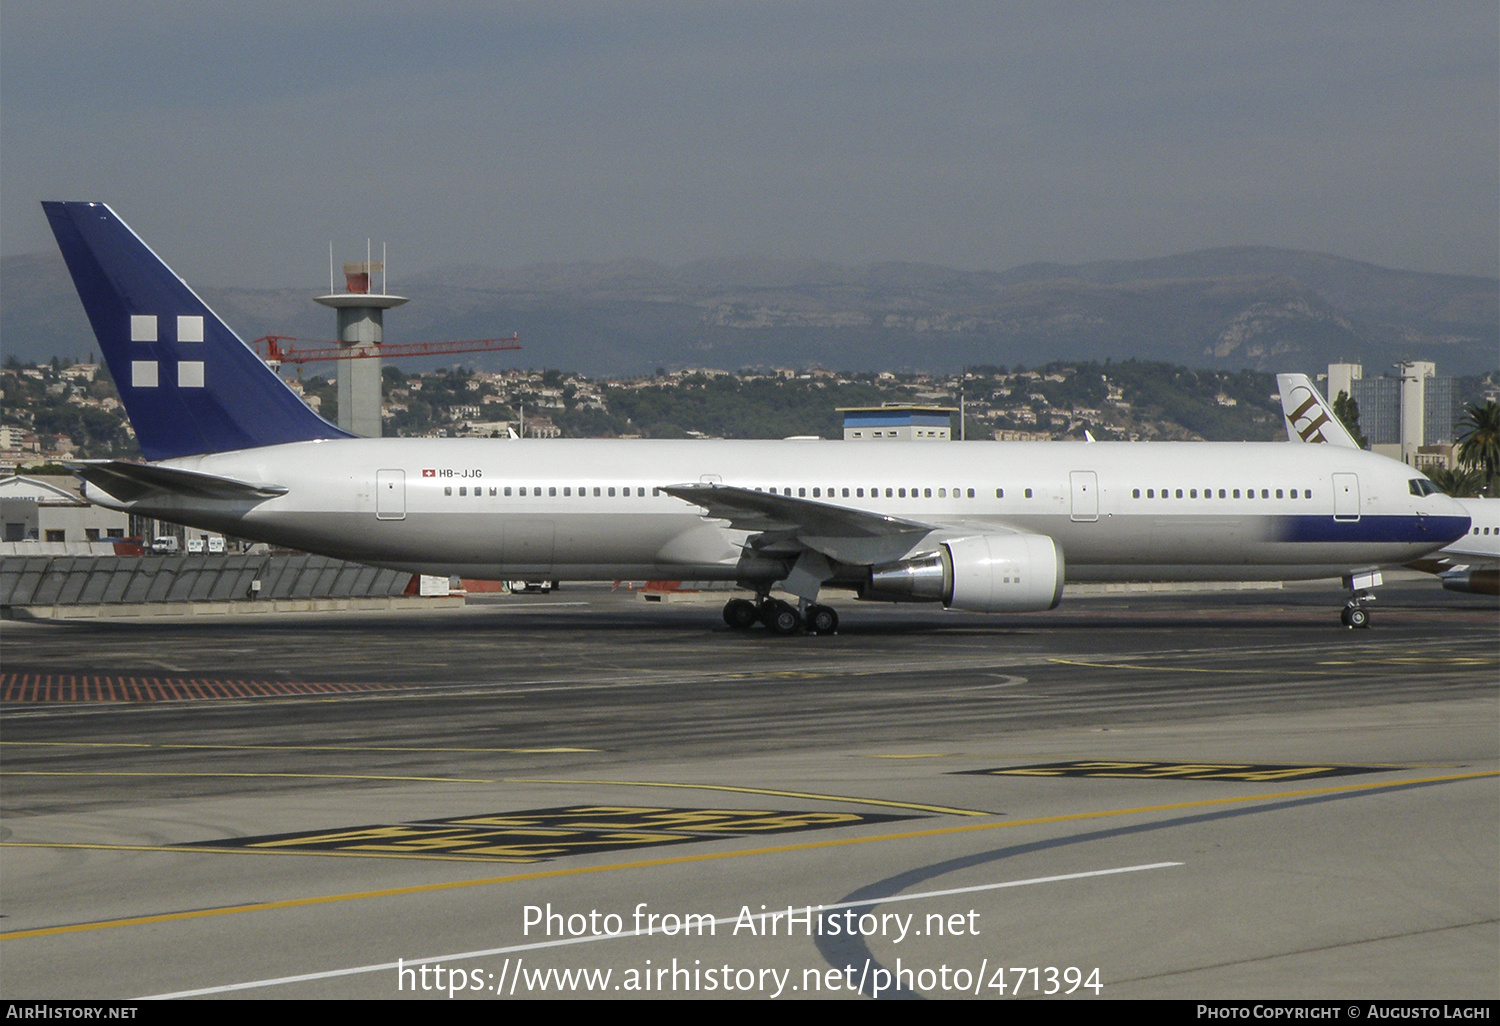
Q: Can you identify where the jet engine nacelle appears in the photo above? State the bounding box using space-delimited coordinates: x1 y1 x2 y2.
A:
1439 567 1500 596
863 533 1065 612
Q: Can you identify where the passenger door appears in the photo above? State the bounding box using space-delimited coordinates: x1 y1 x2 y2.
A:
1332 473 1360 521
376 469 406 520
1070 471 1098 522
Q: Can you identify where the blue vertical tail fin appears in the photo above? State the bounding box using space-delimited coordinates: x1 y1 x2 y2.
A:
42 202 352 462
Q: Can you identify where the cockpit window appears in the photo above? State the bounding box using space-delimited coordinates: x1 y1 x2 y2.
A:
1408 478 1440 497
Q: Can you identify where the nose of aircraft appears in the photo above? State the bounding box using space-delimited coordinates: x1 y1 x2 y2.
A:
1434 492 1473 542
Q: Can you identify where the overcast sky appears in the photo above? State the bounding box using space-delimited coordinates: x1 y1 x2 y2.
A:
3 1 1496 288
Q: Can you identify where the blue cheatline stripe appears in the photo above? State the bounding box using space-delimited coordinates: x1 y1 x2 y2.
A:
43 202 352 462
1275 514 1470 545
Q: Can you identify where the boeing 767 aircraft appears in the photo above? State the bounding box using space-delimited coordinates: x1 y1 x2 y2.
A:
42 202 1471 634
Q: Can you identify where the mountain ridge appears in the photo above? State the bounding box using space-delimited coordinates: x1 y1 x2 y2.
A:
4 246 1494 376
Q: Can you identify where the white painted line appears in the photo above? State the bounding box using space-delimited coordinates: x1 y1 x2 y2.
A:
140 861 1181 998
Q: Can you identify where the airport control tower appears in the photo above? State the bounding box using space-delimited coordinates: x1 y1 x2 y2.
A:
315 257 407 437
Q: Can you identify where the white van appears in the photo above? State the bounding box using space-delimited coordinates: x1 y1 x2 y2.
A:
150 536 179 554
186 538 205 554
206 536 226 554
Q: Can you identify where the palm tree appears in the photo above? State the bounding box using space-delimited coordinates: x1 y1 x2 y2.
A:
1455 400 1500 493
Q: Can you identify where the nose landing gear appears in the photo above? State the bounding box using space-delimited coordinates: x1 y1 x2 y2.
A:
1340 603 1370 629
1339 570 1380 629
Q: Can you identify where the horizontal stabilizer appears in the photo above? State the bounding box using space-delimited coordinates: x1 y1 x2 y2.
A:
70 460 288 504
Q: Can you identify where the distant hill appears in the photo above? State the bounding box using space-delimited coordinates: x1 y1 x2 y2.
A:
5 246 1494 375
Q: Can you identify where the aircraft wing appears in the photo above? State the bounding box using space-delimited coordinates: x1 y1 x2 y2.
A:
662 483 933 536
70 460 289 504
660 482 1035 569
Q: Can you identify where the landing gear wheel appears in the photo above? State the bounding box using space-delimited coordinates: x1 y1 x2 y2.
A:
1342 605 1370 629
805 603 838 635
762 599 803 636
723 598 759 630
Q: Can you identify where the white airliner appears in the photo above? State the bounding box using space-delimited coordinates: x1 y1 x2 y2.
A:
43 202 1471 634
1278 373 1498 597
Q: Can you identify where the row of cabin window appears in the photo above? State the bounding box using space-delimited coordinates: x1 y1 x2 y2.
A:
1131 487 1312 500
445 485 655 497
442 485 1035 500
756 486 994 499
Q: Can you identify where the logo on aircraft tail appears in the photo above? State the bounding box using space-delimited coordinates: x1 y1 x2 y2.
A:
1284 386 1335 443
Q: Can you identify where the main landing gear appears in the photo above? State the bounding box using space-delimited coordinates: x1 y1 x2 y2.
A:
722 596 839 636
1339 570 1381 630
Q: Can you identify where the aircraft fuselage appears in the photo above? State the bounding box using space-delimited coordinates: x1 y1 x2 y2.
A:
89 437 1469 586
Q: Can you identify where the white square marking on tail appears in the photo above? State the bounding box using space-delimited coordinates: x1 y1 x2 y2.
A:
131 361 159 388
130 315 157 342
177 315 204 342
178 361 205 388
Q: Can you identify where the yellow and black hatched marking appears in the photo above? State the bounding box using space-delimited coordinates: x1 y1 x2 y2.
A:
1 673 409 702
963 760 1389 783
184 805 919 863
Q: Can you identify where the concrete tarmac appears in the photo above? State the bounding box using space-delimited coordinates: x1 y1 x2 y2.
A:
1 576 1495 1000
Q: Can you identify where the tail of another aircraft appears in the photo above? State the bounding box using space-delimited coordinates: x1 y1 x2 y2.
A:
1276 373 1361 448
42 202 352 462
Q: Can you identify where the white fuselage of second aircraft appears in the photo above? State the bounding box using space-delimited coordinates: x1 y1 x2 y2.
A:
85 437 1469 587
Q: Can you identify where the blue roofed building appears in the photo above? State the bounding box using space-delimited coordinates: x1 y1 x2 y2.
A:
837 406 958 441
